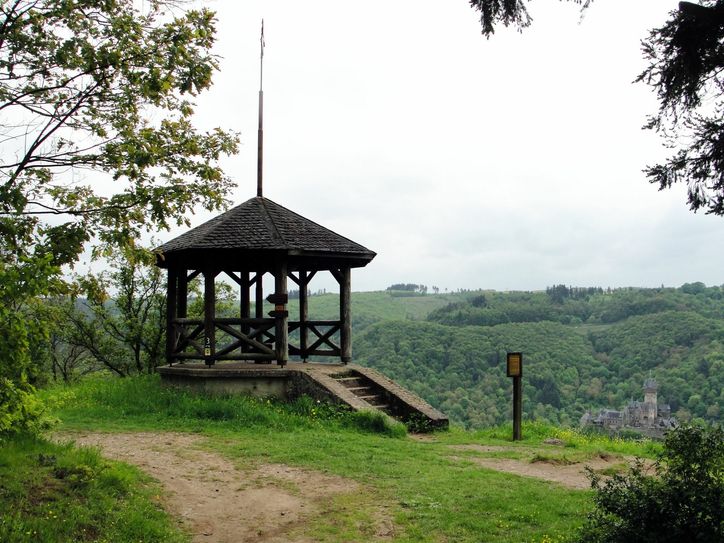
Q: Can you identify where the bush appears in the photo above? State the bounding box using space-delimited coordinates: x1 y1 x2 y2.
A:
577 424 723 543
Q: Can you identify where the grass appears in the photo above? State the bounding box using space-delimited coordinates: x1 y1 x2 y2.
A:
458 421 662 459
0 434 187 543
26 374 662 542
40 375 406 437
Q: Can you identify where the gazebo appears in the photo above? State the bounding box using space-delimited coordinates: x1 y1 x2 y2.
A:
156 196 375 367
150 33 447 430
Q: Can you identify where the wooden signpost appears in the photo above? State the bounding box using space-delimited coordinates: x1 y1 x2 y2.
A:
507 352 523 440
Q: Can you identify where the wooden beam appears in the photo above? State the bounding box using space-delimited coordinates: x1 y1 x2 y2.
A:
299 270 309 361
340 267 351 363
175 324 204 354
274 262 288 366
306 324 340 352
329 268 342 284
177 269 188 319
204 269 216 366
174 352 274 362
255 271 264 318
224 269 242 286
215 323 275 355
186 269 202 282
239 271 250 354
165 268 178 365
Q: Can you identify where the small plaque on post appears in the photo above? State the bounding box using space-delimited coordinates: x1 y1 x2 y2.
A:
507 352 522 377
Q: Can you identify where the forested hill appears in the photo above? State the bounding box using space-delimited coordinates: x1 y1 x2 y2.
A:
340 283 724 429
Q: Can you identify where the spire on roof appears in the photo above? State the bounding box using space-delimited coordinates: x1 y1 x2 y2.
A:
257 18 265 198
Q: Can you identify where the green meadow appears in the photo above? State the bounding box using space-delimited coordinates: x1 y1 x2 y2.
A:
1 375 661 543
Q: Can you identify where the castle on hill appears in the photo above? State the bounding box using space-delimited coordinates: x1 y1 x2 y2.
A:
580 378 677 438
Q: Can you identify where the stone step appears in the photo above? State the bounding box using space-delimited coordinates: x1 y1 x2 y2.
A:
334 376 365 387
347 386 373 393
359 395 388 407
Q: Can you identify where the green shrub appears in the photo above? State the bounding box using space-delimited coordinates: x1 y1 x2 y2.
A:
577 424 724 543
0 378 48 438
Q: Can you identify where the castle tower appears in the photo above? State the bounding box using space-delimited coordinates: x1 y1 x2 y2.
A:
642 377 658 422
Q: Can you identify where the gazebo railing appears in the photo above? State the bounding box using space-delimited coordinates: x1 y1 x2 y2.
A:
289 320 341 358
170 317 342 362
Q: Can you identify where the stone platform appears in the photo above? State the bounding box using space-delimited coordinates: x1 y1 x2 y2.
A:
158 362 448 430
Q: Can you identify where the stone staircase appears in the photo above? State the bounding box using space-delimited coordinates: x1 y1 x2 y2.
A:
322 365 449 431
332 373 392 414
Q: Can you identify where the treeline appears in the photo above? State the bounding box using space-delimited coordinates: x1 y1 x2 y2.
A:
427 283 724 327
353 284 724 429
385 283 436 295
25 267 724 431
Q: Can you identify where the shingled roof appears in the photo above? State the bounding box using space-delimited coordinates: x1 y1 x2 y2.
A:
156 196 375 268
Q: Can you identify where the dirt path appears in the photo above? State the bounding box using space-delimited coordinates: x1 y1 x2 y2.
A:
56 432 380 543
449 444 634 490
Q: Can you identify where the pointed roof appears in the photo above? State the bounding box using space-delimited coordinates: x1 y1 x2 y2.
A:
156 197 375 269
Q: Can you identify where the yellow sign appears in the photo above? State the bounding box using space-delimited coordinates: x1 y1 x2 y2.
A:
507 352 522 377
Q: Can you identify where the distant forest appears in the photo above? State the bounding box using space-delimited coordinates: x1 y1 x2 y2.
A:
351 283 723 429
39 276 723 431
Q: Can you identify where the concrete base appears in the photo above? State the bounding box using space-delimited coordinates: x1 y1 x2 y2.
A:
158 362 340 400
158 361 449 431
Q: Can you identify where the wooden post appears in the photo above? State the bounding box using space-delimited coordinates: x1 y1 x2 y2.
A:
339 267 352 363
240 271 250 353
204 270 216 366
274 262 288 366
177 269 188 319
507 352 523 441
299 270 309 362
255 271 264 319
513 376 522 440
165 268 178 365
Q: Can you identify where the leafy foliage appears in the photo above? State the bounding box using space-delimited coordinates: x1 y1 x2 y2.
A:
0 0 237 431
638 1 724 215
468 0 592 36
63 247 166 377
0 0 238 260
577 424 724 543
0 253 58 436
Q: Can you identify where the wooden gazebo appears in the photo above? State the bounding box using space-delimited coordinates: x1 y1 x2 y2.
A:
156 196 376 367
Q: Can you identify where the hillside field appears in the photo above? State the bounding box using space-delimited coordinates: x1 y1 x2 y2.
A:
1 376 662 543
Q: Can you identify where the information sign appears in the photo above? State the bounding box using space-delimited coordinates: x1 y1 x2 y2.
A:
506 352 522 377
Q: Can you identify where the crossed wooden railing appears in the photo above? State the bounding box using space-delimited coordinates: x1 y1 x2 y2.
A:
289 320 341 358
170 317 341 362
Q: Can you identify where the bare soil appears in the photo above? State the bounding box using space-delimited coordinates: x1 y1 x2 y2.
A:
56 432 391 543
448 444 636 489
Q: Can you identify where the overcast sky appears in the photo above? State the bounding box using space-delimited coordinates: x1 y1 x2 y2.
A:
171 0 724 293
